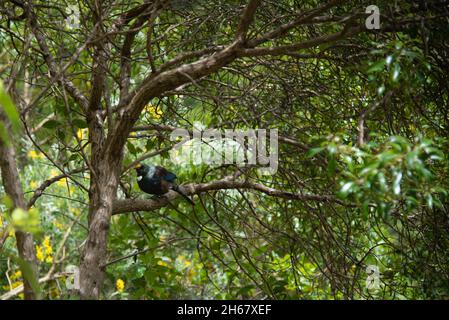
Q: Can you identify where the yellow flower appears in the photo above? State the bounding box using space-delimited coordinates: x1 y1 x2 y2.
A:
57 178 67 187
53 220 64 230
157 260 168 267
35 236 53 262
70 207 81 216
45 255 53 264
183 260 192 267
49 169 59 178
187 268 195 280
45 244 53 255
76 128 88 140
30 181 39 189
76 128 83 140
27 150 44 160
116 279 125 293
144 104 162 119
36 245 44 262
2 281 24 292
43 236 51 247
43 236 52 255
11 270 22 280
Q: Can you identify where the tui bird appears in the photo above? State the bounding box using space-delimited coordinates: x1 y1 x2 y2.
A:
134 163 194 205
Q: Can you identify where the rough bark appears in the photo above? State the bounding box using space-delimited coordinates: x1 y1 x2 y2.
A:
78 1 117 299
79 158 122 299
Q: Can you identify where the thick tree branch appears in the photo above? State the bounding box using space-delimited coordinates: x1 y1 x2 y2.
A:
105 38 242 160
119 15 149 103
112 176 345 215
236 0 261 42
107 23 366 160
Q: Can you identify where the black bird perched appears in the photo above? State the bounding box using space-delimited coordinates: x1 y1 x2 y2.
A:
134 163 194 205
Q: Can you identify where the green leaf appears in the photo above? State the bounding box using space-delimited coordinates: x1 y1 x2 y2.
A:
306 147 325 158
393 171 402 195
56 129 66 141
377 172 387 192
1 194 14 210
145 139 155 151
338 181 354 198
392 63 401 82
362 201 370 219
0 81 21 134
43 119 61 130
0 121 10 145
385 55 393 66
12 255 41 299
72 118 88 128
426 194 433 209
69 153 80 162
367 60 385 73
327 143 337 155
11 207 41 235
127 141 137 155
377 85 385 95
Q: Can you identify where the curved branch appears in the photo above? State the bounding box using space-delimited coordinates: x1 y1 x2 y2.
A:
26 167 87 209
238 25 363 57
112 176 346 215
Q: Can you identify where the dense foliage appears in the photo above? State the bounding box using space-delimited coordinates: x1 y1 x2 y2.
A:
1 0 448 299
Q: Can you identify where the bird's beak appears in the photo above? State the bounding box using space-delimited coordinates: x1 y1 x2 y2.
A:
134 163 142 170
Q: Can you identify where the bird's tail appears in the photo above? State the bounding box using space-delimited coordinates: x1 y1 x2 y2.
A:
172 185 195 205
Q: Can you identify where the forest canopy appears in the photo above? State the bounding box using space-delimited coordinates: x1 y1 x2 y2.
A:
0 0 449 300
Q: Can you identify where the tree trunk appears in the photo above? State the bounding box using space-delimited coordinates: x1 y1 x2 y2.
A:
79 155 122 299
0 114 38 299
78 6 113 298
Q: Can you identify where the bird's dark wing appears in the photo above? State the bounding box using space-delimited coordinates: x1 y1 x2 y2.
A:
155 166 177 182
